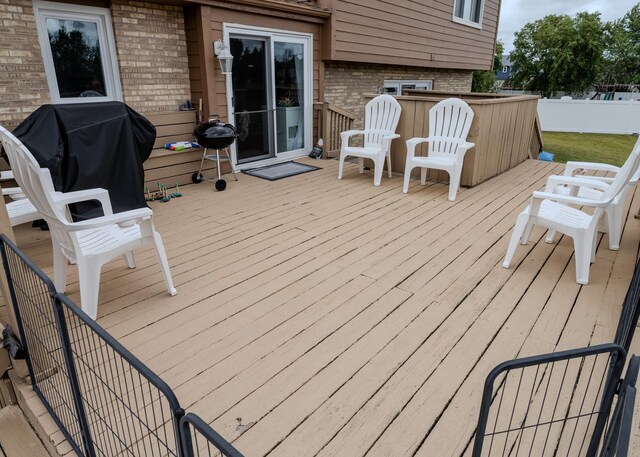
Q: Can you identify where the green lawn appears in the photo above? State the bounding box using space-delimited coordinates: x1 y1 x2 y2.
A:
542 132 637 167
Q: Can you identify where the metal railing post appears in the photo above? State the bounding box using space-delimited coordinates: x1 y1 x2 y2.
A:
52 294 97 457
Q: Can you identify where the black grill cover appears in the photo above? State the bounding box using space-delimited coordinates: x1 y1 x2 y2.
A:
11 102 155 220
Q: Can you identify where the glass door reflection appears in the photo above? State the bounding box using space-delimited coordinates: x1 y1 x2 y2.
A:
274 42 304 153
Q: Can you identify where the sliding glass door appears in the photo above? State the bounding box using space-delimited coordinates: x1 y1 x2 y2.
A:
231 37 273 163
226 26 312 166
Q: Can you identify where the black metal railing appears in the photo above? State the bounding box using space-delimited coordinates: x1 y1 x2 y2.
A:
180 413 245 457
56 293 184 457
600 355 639 457
613 257 640 354
2 234 91 456
472 344 627 457
0 235 242 457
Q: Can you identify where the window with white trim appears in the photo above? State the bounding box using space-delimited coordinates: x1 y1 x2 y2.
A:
33 1 122 104
453 0 484 27
384 80 433 96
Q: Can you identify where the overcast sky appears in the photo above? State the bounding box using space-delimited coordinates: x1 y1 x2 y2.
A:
498 0 638 52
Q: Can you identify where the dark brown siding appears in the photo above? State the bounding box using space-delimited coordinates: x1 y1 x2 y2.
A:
324 0 500 71
185 3 323 122
185 8 203 112
185 6 218 118
207 7 323 121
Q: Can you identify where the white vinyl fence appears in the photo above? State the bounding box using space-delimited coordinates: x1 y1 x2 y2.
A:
538 98 640 134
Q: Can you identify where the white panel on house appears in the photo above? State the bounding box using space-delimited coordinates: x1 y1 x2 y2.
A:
384 80 433 96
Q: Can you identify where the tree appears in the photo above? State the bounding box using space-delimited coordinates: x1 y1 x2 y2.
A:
601 4 640 85
471 40 504 93
49 26 104 97
510 12 605 98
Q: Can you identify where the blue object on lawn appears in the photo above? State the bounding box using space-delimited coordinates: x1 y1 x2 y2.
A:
539 151 554 162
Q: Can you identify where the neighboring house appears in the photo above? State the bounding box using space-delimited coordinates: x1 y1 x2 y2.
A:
496 55 512 82
0 0 501 174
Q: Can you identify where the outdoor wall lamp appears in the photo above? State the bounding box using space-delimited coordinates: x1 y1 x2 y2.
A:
214 40 233 75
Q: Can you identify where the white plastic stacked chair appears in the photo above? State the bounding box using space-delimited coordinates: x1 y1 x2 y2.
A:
545 137 640 250
0 125 176 319
0 165 40 226
6 197 40 227
503 139 640 285
402 98 475 201
337 94 402 186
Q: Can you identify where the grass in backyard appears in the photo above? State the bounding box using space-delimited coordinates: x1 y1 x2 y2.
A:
542 132 637 166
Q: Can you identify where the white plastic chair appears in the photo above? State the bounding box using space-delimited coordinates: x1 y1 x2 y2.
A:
6 198 40 226
0 125 176 319
402 98 475 201
0 168 41 226
337 94 402 186
545 137 640 250
1 171 23 198
503 141 640 285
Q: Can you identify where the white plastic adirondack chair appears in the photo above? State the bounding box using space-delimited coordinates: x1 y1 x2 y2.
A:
402 98 475 201
337 94 402 186
503 141 640 285
0 125 177 319
544 136 640 250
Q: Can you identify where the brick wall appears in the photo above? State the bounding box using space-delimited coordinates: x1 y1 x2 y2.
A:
111 0 191 114
0 0 49 130
0 0 191 129
324 62 473 129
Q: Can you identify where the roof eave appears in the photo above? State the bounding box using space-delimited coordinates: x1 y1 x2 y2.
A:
184 0 332 19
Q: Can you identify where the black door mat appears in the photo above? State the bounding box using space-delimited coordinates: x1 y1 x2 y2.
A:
242 161 321 181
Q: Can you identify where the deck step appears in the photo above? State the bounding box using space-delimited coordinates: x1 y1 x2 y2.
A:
0 405 51 457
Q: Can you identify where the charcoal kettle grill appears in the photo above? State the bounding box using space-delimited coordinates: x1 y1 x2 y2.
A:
192 115 238 191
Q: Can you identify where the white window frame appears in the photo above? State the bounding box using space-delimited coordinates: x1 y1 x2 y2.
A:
452 0 484 29
33 0 123 104
384 80 433 96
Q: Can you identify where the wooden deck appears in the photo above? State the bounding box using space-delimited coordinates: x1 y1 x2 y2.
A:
11 158 640 457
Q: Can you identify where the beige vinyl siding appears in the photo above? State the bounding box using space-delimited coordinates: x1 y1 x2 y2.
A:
329 0 500 70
